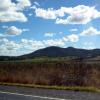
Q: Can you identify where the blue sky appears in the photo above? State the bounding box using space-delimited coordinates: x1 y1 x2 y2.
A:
0 0 100 56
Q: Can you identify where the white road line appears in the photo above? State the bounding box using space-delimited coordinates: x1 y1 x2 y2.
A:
0 91 70 100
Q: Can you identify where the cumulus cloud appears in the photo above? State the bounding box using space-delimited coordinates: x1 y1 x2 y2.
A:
5 41 20 50
0 38 44 56
20 39 44 52
6 26 25 35
63 36 68 42
68 34 79 42
33 6 71 19
0 26 28 37
34 8 57 19
80 27 100 36
0 0 31 22
34 5 100 24
63 34 79 42
4 26 28 36
0 33 79 56
0 39 21 56
56 5 100 24
43 39 65 47
16 0 31 10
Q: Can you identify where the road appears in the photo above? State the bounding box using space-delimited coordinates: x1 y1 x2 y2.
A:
0 85 99 100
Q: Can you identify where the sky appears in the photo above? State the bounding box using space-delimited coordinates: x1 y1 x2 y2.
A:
0 0 100 56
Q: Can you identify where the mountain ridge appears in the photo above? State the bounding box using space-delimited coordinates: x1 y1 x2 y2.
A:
0 46 100 60
21 46 100 58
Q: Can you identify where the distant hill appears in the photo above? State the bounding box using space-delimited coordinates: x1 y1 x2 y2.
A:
21 46 100 58
0 46 100 61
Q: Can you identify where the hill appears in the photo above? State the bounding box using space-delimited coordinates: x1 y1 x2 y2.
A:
0 46 100 60
13 46 100 58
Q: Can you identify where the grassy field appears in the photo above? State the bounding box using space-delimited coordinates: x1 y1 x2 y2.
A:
0 58 100 92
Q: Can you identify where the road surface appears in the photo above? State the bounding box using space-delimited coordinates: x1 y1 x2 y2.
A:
0 85 99 100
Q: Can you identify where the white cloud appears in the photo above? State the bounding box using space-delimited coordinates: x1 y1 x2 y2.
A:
43 39 65 47
80 27 100 36
83 42 95 49
34 1 40 6
56 5 100 24
34 8 57 19
1 38 9 43
34 6 71 19
0 0 31 22
30 5 37 9
0 33 79 56
6 26 23 35
20 39 45 51
0 38 65 56
2 26 8 29
16 0 31 10
0 34 7 38
69 28 78 32
5 41 20 50
34 5 100 24
59 32 63 34
43 34 79 47
0 38 44 56
0 39 21 56
63 36 68 42
0 26 29 37
28 13 33 16
44 32 54 37
0 12 27 22
5 26 28 36
67 34 79 42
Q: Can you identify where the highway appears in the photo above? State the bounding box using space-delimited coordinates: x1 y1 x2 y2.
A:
0 85 100 100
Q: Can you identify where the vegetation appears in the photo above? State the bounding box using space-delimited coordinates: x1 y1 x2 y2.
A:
0 58 100 92
0 82 100 93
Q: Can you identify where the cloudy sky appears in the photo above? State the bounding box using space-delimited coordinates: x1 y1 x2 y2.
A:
0 0 100 56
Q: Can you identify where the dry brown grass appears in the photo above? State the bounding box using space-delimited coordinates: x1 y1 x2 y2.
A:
0 61 100 89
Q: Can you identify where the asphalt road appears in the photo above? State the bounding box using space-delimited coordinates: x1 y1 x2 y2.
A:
0 85 100 100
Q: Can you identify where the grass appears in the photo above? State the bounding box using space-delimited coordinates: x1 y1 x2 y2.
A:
0 57 76 63
0 58 100 93
0 82 100 93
